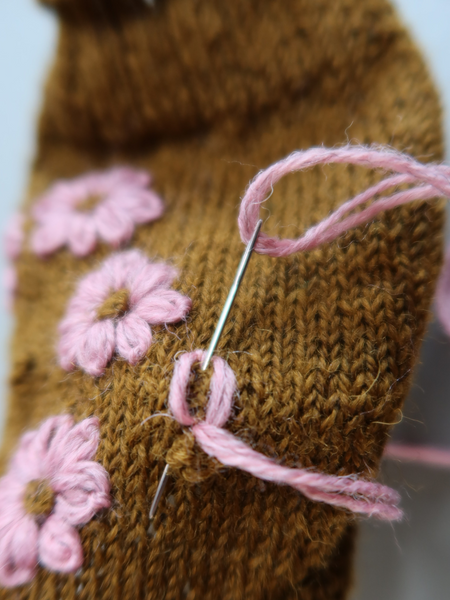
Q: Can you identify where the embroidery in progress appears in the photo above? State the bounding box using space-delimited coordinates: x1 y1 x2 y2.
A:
168 350 401 520
152 144 450 523
0 416 110 586
3 144 450 590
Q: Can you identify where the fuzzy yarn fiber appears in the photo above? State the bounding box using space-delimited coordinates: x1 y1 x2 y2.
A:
0 0 445 598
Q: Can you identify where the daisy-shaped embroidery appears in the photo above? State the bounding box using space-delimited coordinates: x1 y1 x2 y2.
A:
0 415 110 587
3 213 25 307
31 167 164 257
58 250 192 376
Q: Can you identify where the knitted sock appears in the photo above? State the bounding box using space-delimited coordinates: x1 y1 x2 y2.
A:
0 1 444 598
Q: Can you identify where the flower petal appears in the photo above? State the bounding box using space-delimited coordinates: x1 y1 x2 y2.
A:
134 289 192 324
0 514 39 587
53 460 110 526
67 213 97 257
116 313 152 364
101 249 148 291
24 416 75 481
58 317 92 372
9 416 73 483
128 262 178 305
95 201 134 247
46 417 100 470
7 431 45 482
39 515 83 573
0 475 25 508
76 320 116 376
69 269 115 313
103 167 151 190
31 217 70 257
34 180 90 213
113 189 164 224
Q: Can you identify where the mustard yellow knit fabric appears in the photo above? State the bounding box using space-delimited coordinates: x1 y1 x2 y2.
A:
0 0 444 598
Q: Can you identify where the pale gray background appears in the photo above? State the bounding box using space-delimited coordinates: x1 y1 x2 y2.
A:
0 1 449 598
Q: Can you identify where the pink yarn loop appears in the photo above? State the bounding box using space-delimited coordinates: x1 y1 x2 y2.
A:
238 145 450 257
168 351 402 521
169 350 236 428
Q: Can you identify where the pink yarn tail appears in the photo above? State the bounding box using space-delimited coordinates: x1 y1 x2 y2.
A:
385 443 450 469
194 422 402 521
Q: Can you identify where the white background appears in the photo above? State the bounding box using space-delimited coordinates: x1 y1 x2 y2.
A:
0 1 449 597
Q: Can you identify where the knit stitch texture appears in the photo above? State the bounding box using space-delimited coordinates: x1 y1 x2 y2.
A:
0 0 445 598
169 350 402 520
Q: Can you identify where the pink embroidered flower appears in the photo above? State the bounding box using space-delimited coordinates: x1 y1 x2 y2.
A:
0 415 110 587
3 213 25 307
58 249 192 376
31 167 164 257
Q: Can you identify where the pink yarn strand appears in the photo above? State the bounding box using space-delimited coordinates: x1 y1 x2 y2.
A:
167 147 450 521
238 145 450 256
168 352 403 521
194 423 401 520
385 443 450 469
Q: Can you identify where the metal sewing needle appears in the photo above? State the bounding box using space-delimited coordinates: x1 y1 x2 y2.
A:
149 218 263 520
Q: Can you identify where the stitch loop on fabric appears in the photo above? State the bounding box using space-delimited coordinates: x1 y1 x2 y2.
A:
169 349 236 429
168 351 403 521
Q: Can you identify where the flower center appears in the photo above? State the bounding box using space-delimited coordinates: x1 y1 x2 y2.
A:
23 479 55 517
77 194 103 212
97 288 130 320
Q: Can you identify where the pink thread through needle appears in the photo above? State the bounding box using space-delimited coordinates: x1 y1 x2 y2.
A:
148 219 263 520
167 350 402 520
149 144 450 522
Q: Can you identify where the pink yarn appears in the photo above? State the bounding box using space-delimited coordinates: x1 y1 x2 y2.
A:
3 213 25 307
58 249 192 376
168 351 402 521
385 443 450 469
238 145 450 256
31 167 164 258
0 415 110 587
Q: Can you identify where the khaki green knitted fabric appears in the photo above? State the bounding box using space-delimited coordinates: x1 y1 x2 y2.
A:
0 0 444 598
